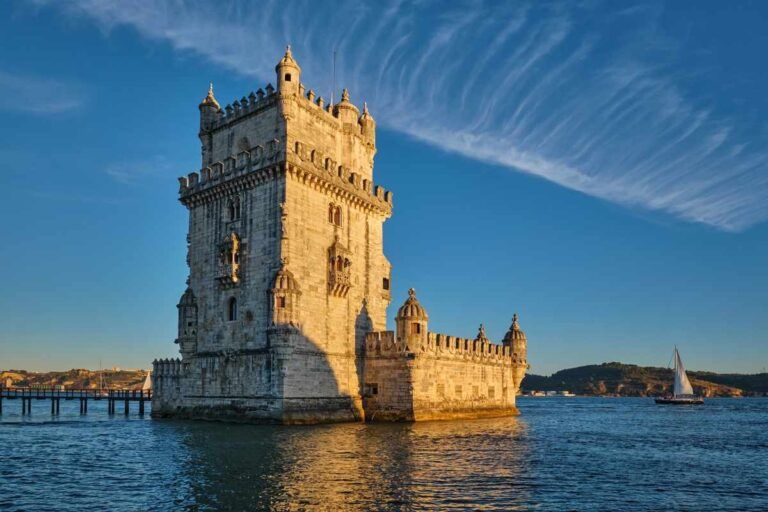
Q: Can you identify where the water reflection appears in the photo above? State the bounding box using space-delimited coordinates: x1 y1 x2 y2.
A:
163 417 531 511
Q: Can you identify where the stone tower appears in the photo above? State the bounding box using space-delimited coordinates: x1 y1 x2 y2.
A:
153 47 393 423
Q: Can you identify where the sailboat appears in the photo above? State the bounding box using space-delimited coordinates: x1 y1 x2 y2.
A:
655 347 704 405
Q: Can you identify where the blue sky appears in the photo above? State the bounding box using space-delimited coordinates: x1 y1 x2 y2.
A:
1 0 766 374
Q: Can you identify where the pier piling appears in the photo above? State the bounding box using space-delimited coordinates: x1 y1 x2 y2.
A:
1 387 149 417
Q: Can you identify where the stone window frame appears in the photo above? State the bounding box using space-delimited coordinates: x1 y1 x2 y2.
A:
227 196 241 221
328 203 343 227
227 297 238 321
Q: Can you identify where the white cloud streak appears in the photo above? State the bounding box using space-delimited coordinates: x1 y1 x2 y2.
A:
104 156 173 184
0 71 84 114
30 0 768 231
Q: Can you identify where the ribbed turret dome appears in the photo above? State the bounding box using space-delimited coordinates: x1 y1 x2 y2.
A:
397 288 428 320
199 83 220 110
503 313 526 343
275 45 300 72
273 263 300 292
359 101 374 122
178 287 196 306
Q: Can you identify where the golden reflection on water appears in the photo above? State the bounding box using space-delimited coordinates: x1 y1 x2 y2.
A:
172 417 531 511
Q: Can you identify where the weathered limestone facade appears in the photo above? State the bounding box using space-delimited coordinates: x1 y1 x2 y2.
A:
153 48 528 423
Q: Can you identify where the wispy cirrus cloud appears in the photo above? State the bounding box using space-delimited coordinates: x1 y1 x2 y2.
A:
0 71 84 114
104 156 173 185
29 0 768 232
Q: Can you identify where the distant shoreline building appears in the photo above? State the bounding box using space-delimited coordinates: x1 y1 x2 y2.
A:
152 48 528 423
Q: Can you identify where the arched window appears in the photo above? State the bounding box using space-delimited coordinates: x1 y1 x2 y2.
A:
226 197 241 221
336 256 344 271
328 204 335 223
333 206 342 226
228 297 237 321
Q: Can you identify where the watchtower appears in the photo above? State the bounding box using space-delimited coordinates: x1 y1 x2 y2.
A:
154 47 393 422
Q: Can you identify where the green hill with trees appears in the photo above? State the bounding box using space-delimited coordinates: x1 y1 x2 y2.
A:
522 362 768 397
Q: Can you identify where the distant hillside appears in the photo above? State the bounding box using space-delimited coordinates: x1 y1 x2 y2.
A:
522 362 768 397
1 369 147 390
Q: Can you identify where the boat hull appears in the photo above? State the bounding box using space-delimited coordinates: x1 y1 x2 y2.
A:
654 397 704 405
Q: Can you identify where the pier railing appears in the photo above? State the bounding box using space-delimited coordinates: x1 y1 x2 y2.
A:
0 386 151 416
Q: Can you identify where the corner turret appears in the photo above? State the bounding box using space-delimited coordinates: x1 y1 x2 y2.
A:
276 45 301 96
502 313 527 362
269 261 301 326
359 102 376 146
334 88 360 125
175 287 198 357
199 82 221 131
396 288 428 347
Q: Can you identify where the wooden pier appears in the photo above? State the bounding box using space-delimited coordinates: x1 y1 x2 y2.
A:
0 387 151 416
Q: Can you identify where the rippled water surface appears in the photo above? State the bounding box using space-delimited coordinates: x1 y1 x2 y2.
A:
1 398 767 511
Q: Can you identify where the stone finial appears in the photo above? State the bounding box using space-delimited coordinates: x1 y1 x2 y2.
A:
341 88 350 103
408 287 416 298
503 313 526 346
475 323 489 342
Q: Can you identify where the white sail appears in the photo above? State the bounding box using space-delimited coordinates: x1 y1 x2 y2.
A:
673 348 694 396
142 370 153 391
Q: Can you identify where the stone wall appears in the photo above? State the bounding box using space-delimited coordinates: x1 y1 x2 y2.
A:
363 331 524 421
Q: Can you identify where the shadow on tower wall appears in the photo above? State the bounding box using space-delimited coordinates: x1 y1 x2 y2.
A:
154 300 375 424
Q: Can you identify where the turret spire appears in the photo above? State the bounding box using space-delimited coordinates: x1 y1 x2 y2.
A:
199 81 220 110
276 45 301 94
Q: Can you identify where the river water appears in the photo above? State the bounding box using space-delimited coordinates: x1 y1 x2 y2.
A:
0 397 766 511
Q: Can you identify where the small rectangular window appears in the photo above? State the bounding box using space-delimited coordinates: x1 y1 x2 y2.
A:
277 296 286 308
365 383 378 397
411 323 421 335
382 277 390 290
